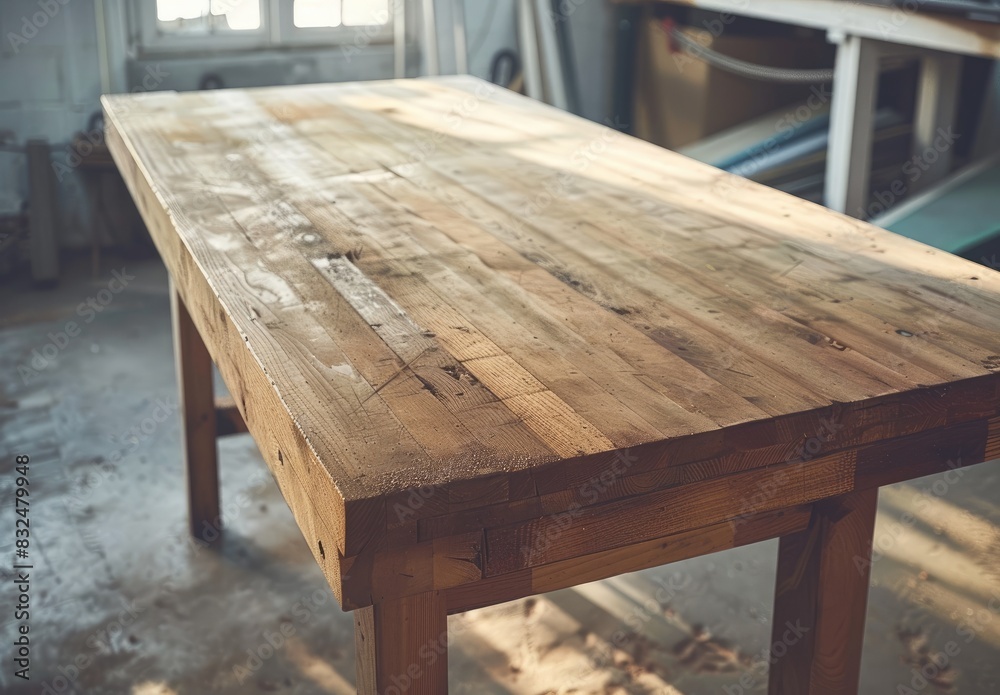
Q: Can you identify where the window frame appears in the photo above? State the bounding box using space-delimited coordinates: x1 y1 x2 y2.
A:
136 0 393 54
138 0 271 53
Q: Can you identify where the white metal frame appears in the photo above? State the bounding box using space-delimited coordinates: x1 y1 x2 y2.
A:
533 0 568 110
420 0 440 74
654 0 1000 59
451 0 468 74
824 33 966 216
394 0 407 77
651 0 995 218
824 32 880 217
394 0 470 78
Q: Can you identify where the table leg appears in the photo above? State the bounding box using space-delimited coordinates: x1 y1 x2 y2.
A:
768 488 878 695
355 591 449 695
170 278 221 542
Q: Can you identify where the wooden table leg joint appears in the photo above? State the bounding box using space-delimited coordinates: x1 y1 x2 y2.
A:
769 489 879 695
215 394 248 436
355 591 449 695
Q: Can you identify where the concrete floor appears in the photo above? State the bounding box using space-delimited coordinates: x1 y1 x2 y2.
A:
1 254 999 695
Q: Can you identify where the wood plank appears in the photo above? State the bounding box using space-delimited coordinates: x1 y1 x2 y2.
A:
185 93 571 474
105 116 358 603
987 416 1000 461
853 418 988 489
413 157 917 401
239 100 681 449
483 451 855 576
415 400 996 545
445 505 811 613
769 488 879 695
298 88 782 426
298 81 1000 416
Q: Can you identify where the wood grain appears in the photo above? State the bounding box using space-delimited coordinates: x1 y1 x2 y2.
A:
445 505 812 614
355 591 448 695
103 77 1000 610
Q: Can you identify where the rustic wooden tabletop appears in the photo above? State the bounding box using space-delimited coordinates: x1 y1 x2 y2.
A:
104 76 1000 695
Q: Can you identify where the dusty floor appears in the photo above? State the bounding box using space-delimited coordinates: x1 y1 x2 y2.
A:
1 254 999 695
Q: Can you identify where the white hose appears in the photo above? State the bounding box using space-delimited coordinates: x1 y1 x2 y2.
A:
668 27 835 84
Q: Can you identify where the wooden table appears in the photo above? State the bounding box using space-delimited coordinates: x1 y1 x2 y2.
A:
103 76 1000 694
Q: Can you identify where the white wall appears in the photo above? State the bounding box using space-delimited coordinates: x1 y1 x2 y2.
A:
1 0 106 242
0 0 105 143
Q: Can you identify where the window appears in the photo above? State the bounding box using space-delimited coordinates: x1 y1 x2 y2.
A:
138 0 391 53
156 0 262 32
293 0 341 28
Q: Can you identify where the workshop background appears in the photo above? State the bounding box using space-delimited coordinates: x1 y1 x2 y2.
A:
2 1 1000 694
